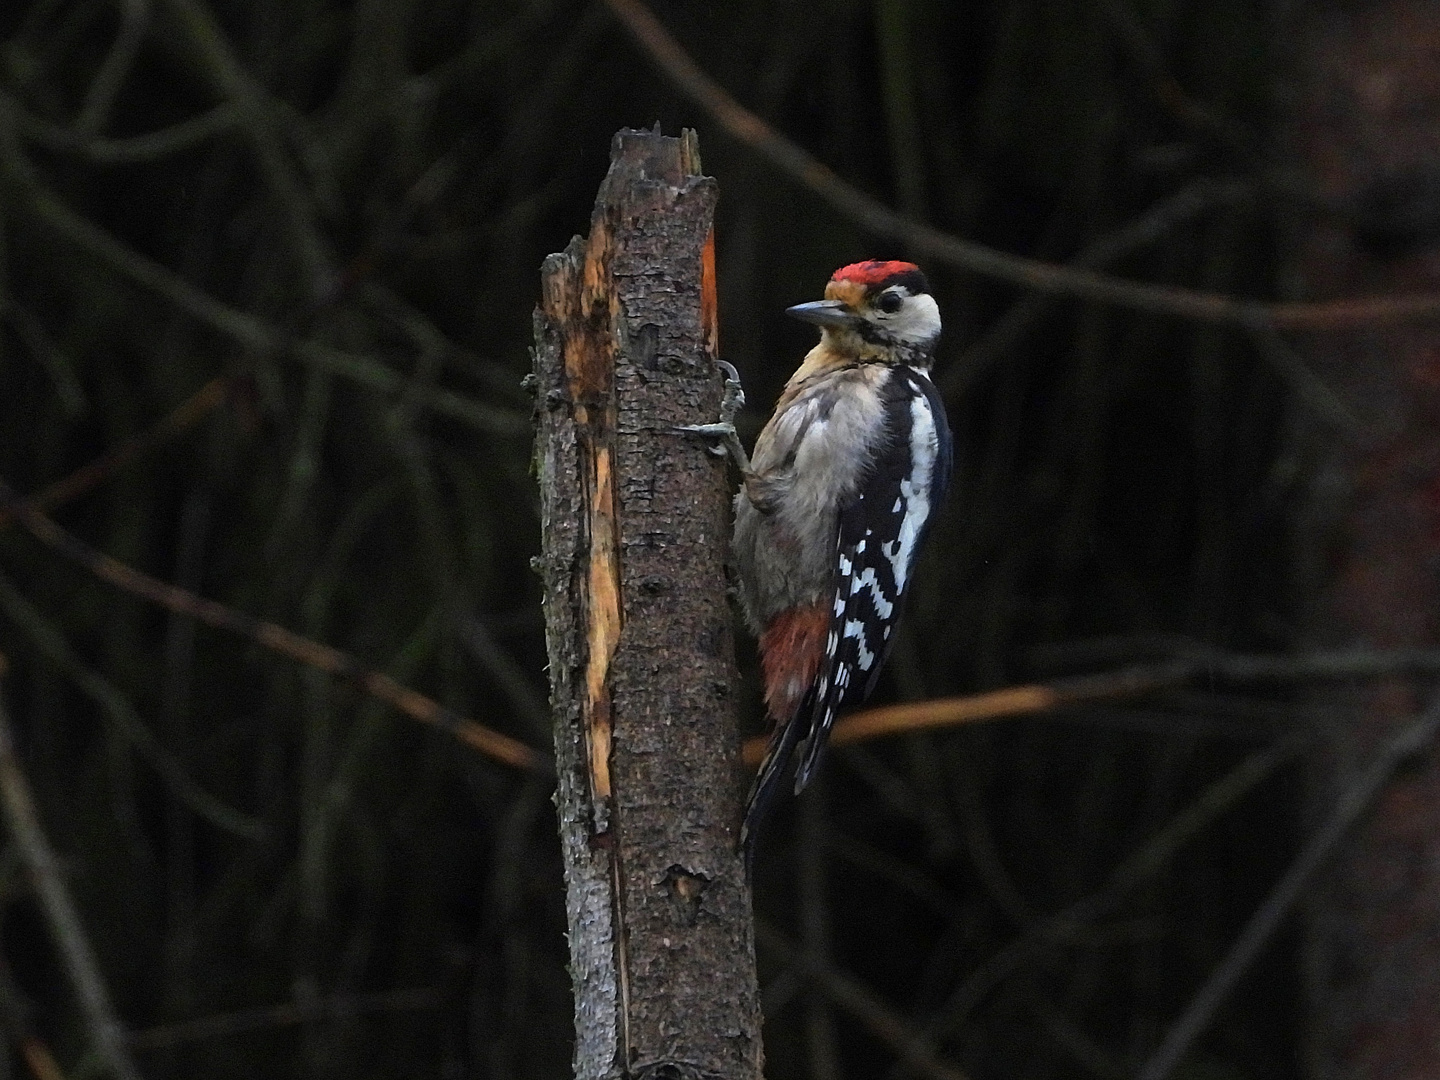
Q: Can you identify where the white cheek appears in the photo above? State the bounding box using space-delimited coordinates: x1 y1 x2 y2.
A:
891 293 941 342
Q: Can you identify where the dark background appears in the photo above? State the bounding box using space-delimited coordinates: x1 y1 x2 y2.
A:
0 0 1391 1077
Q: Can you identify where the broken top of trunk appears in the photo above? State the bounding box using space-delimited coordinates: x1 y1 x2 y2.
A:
532 128 762 1080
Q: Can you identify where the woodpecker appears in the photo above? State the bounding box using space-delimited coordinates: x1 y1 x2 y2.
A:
684 260 952 868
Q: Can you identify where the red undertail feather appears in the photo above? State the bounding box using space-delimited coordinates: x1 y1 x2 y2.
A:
759 603 830 723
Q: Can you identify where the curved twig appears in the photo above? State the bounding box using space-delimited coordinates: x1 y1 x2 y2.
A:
0 568 264 838
1136 696 1440 1080
0 483 549 775
888 736 1304 1071
602 0 1440 329
1087 0 1251 152
0 100 527 437
73 0 152 138
742 648 1440 766
0 690 145 1080
757 921 974 1080
939 178 1252 399
0 378 231 531
159 0 331 291
15 100 244 164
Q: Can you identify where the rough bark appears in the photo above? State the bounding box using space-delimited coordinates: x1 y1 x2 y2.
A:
532 128 762 1080
1280 4 1440 1077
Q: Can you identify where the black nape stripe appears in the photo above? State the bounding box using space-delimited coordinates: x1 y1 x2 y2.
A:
870 268 930 297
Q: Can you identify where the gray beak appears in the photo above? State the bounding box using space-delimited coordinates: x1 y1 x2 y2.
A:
785 299 857 329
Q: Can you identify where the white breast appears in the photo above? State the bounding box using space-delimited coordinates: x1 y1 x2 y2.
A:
732 366 890 628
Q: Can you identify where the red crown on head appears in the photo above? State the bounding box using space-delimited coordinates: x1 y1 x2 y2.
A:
830 260 921 286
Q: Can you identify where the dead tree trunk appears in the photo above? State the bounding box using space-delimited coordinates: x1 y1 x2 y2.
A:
531 128 763 1080
1279 3 1440 1076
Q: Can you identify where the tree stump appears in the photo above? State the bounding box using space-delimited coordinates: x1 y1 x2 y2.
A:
532 128 763 1080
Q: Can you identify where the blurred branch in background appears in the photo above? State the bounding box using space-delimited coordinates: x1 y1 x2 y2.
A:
0 377 231 530
12 101 245 164
1085 0 1252 154
0 485 546 773
126 987 443 1053
0 952 71 1080
603 0 1440 328
873 734 1305 1076
938 177 1253 399
0 566 265 837
157 0 334 295
0 100 528 436
1139 695 1440 1080
757 921 974 1080
0 0 569 1075
0 676 143 1080
71 0 150 141
0 0 1404 1075
746 645 1440 764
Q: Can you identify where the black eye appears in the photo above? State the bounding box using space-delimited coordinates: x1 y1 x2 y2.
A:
877 292 903 314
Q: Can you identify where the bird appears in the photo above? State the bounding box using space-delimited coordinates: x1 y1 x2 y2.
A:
682 260 953 869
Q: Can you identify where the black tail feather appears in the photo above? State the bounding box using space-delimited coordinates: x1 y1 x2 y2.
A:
794 678 841 793
740 696 811 874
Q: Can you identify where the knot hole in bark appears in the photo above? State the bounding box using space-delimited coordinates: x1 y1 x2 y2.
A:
663 865 710 927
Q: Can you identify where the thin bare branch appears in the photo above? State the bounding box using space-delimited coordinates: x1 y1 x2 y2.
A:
0 687 145 1080
1086 0 1251 151
601 0 1440 329
15 101 244 163
0 483 549 775
891 736 1304 1069
1 302 87 418
0 954 70 1080
126 987 442 1050
158 0 332 292
385 389 549 741
1246 320 1366 437
73 0 151 138
0 104 526 436
0 377 230 531
940 178 1252 399
0 567 264 838
19 1039 67 1080
1136 696 1440 1080
743 648 1440 765
1025 990 1129 1080
756 922 974 1080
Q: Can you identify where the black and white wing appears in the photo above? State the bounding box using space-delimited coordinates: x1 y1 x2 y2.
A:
793 367 952 791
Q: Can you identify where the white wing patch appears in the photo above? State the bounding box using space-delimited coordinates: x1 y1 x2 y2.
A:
843 619 876 670
882 396 937 593
849 566 895 621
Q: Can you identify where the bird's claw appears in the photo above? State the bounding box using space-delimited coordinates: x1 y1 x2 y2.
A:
673 360 752 473
716 360 745 425
674 421 736 457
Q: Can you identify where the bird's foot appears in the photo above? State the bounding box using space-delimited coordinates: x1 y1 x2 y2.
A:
674 361 751 473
